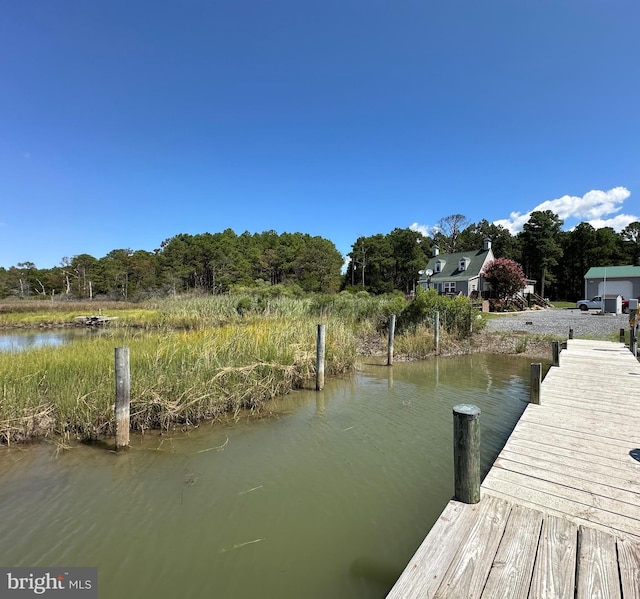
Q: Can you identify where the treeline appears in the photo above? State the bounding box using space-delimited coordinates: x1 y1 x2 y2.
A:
0 230 343 300
3 213 640 301
345 212 640 301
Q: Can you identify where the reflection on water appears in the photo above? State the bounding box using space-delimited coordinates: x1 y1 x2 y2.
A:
0 354 536 599
0 329 91 352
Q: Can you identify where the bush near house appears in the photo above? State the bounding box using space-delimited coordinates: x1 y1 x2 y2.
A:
482 259 527 304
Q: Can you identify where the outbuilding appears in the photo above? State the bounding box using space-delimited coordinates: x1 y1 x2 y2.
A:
583 265 640 301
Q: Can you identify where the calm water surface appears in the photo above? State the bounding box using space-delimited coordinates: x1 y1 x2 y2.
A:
0 329 98 352
0 354 536 598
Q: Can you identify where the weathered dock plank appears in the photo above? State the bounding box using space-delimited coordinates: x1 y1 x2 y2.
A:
432 496 511 599
483 468 640 538
479 504 542 599
528 514 577 599
493 455 640 506
496 449 640 495
388 338 640 598
385 500 480 598
576 526 621 599
618 537 640 599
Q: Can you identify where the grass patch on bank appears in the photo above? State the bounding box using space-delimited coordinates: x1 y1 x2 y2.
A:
0 291 485 443
0 315 357 444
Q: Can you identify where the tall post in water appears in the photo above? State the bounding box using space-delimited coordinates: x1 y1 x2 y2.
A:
569 328 574 340
387 314 396 366
530 363 542 405
434 311 440 355
620 328 626 344
316 324 326 391
551 341 560 367
114 346 130 450
453 404 481 504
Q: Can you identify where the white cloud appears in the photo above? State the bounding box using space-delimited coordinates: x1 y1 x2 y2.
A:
409 222 432 237
586 214 638 231
495 187 635 234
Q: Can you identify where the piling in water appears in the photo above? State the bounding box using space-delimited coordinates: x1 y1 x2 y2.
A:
387 314 396 366
551 341 560 367
114 346 130 450
530 363 541 405
316 324 326 391
453 404 481 504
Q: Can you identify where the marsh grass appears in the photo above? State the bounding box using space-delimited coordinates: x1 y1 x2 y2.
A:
0 292 482 443
0 315 357 443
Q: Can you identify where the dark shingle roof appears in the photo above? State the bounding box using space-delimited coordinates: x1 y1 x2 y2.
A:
425 249 491 281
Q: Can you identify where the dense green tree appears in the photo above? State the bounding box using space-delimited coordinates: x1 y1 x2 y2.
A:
345 234 394 294
555 223 598 300
621 222 640 265
518 210 563 298
458 219 520 260
100 249 134 299
388 228 431 294
59 254 101 298
0 267 8 298
156 229 342 294
344 228 430 295
293 236 343 293
3 218 639 301
594 227 627 266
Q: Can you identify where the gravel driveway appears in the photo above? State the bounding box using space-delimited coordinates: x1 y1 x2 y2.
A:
485 308 631 339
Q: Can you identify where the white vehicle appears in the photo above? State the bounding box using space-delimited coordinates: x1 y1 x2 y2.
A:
576 296 602 311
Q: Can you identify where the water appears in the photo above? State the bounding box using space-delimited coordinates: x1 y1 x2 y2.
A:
0 354 534 598
0 329 92 352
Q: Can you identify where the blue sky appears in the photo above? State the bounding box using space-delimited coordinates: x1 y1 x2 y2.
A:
1 0 639 269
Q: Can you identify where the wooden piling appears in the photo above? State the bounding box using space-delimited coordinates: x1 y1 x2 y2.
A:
434 311 440 354
551 341 560 367
453 404 481 504
620 328 626 344
114 346 130 450
569 328 574 340
316 324 326 391
387 314 396 366
530 363 541 405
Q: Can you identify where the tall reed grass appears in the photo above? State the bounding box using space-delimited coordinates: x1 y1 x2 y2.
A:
0 315 356 443
0 291 482 443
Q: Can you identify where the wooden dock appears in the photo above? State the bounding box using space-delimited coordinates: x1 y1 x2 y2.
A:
387 339 640 598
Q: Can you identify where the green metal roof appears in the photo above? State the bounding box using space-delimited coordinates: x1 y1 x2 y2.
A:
584 265 640 279
419 249 491 282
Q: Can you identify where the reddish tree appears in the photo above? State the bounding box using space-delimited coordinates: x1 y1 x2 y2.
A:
482 258 527 300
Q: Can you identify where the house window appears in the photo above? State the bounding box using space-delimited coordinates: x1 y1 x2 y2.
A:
444 282 456 293
435 261 442 273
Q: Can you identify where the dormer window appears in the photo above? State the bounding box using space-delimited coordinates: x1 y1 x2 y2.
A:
459 257 470 271
435 260 445 273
